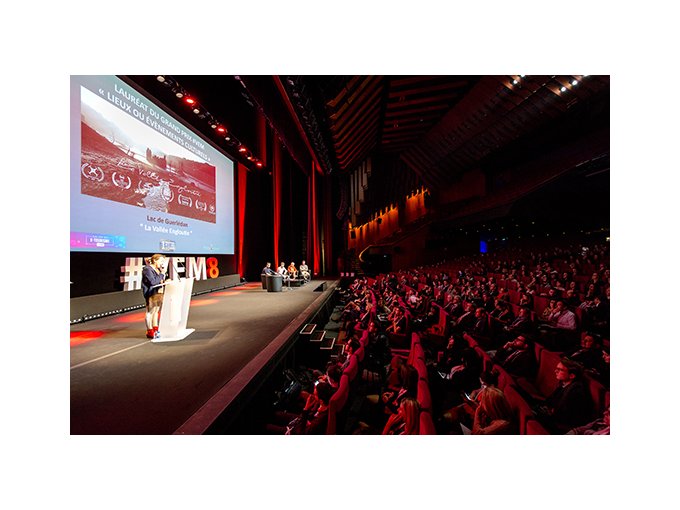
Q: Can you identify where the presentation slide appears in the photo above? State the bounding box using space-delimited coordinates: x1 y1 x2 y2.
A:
70 76 234 254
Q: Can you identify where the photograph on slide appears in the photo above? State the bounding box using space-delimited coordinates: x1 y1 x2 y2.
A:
80 87 217 224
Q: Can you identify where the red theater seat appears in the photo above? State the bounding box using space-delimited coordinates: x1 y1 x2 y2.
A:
326 374 350 435
516 349 561 402
343 354 359 382
526 418 550 435
419 411 437 435
503 384 535 435
417 379 432 413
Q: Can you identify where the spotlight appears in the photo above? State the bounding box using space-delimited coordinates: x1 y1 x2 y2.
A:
238 146 247 153
225 135 231 141
256 162 263 168
572 79 578 85
216 126 226 134
175 91 184 98
560 86 567 92
156 75 166 83
185 97 196 105
512 79 518 84
193 106 201 114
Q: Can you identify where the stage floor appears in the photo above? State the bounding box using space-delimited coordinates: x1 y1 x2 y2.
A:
70 279 338 434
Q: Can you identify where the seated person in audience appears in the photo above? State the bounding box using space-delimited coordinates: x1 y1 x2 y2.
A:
261 262 276 275
583 283 600 302
382 397 421 435
381 365 419 416
299 260 310 281
540 300 578 351
540 299 558 322
491 334 536 378
439 369 498 433
563 289 580 308
277 262 289 278
567 333 605 376
490 299 514 324
386 307 406 335
502 306 535 341
287 261 298 279
536 358 593 434
471 386 516 435
337 338 361 372
266 381 333 435
423 301 440 328
581 295 609 337
444 295 464 319
566 406 610 435
452 302 476 335
518 292 533 309
481 292 495 312
467 307 492 348
358 302 375 329
363 364 418 430
438 348 482 411
437 336 467 374
301 363 343 403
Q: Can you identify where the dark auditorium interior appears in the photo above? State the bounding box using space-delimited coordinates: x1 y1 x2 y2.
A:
70 74 610 436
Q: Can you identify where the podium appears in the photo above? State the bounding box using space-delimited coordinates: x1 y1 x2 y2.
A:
153 278 195 343
266 274 283 292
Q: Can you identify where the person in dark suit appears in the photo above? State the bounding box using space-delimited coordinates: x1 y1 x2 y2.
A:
537 358 593 434
502 306 534 341
492 334 536 378
468 307 493 348
567 334 605 376
452 302 476 335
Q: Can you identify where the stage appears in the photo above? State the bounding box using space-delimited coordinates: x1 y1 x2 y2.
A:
70 279 338 434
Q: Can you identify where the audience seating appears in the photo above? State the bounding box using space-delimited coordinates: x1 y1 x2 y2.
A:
417 379 433 413
515 349 562 402
326 374 351 435
526 418 550 435
419 411 437 435
503 383 536 435
343 354 359 382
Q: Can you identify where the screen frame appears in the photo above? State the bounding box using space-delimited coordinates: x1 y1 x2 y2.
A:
71 75 237 255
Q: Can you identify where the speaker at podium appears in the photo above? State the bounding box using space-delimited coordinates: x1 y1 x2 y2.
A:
153 278 195 343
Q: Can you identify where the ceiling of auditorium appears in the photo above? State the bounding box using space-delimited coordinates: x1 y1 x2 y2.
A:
278 75 610 187
127 74 610 226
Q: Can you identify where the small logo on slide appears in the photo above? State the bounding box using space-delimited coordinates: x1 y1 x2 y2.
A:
159 239 176 252
136 180 154 194
81 163 104 182
196 201 207 211
178 195 193 207
208 203 216 215
159 181 174 203
112 172 132 189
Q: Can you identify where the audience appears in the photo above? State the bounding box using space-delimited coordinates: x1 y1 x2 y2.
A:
263 241 609 434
